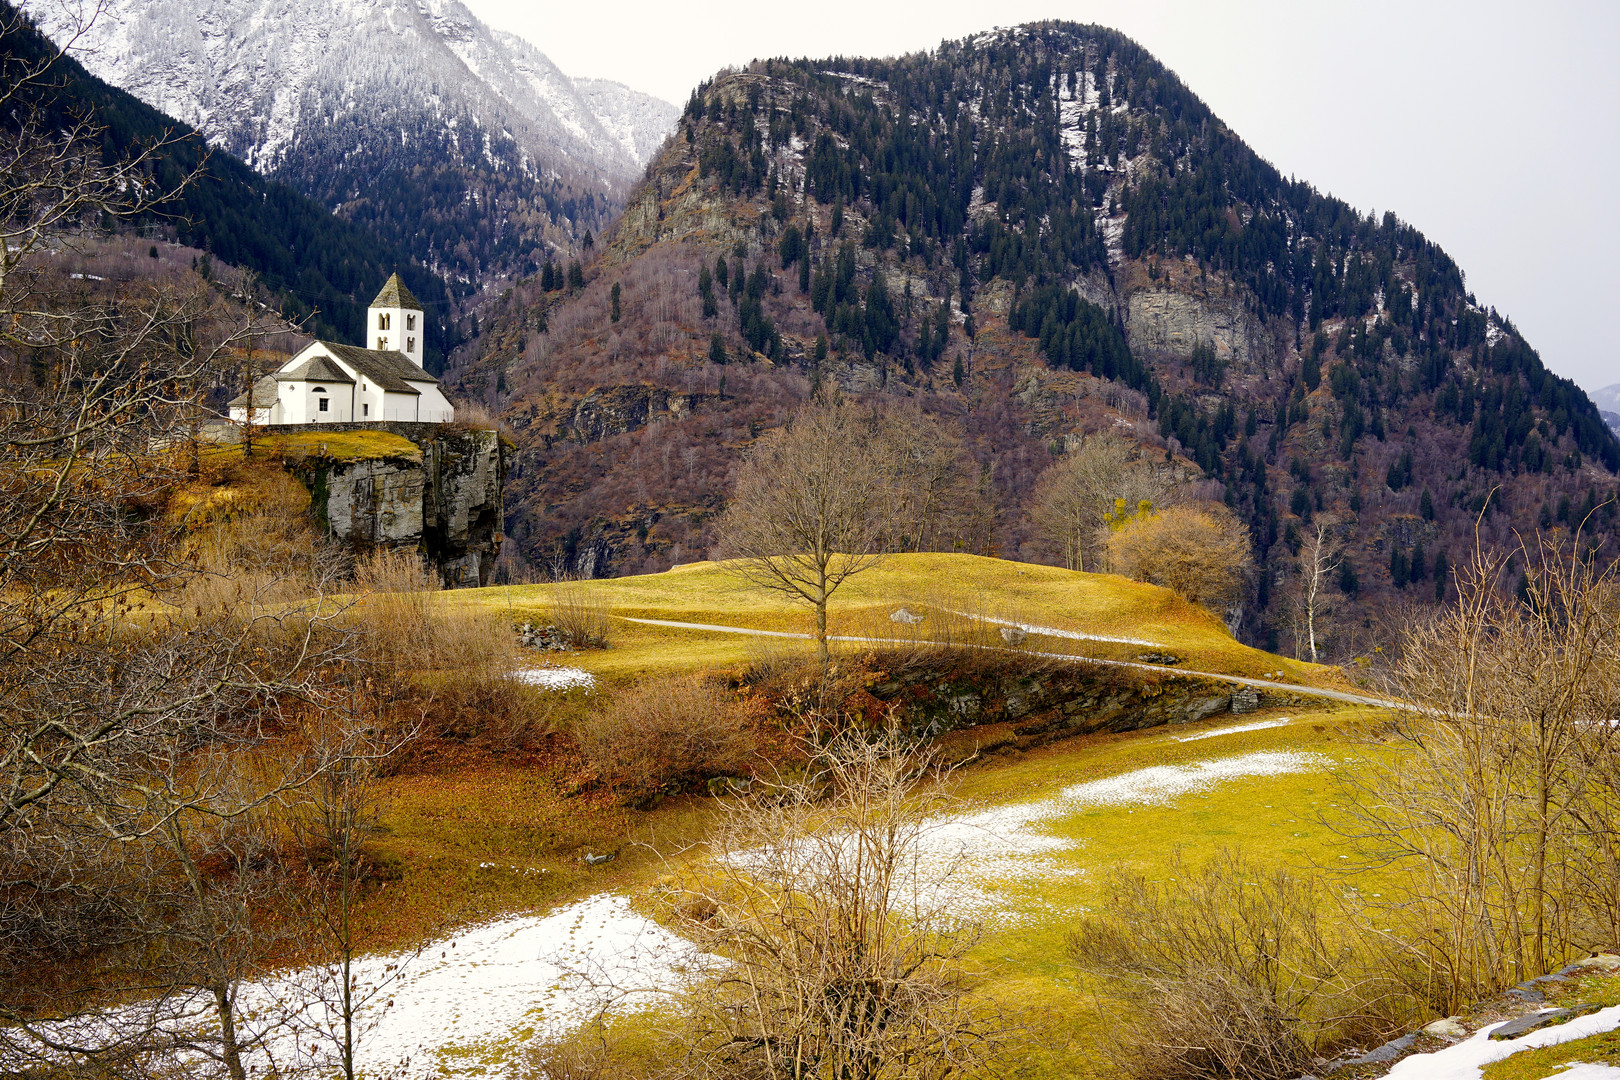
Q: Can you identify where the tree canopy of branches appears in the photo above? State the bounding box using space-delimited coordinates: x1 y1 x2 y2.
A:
1346 539 1620 1011
715 400 898 667
1028 432 1168 572
662 723 1003 1080
0 15 375 1075
1105 503 1253 614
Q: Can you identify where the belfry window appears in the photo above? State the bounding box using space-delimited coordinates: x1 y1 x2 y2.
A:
406 313 415 331
378 313 391 330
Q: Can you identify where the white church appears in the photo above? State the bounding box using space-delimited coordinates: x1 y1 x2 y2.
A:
228 275 456 426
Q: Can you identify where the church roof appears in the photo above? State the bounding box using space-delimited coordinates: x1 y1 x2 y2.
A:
227 374 279 409
276 355 354 385
370 272 422 311
321 342 436 394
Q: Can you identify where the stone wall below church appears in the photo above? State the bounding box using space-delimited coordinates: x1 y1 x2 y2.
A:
271 423 510 588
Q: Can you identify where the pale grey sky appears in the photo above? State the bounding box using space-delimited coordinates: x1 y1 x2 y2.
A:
463 0 1619 395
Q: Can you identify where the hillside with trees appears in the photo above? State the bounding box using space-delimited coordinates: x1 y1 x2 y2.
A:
459 21 1619 659
1 2 457 370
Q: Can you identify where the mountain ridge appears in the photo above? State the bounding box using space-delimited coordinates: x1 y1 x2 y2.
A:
24 0 679 284
461 21 1618 658
1 0 455 365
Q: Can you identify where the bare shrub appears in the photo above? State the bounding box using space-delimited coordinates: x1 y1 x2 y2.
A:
1346 537 1620 1009
654 722 1007 1079
574 676 756 799
548 581 614 649
1071 849 1414 1080
347 569 528 742
351 546 435 593
445 399 499 430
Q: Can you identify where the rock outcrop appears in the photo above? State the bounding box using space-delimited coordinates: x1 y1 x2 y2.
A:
276 422 511 587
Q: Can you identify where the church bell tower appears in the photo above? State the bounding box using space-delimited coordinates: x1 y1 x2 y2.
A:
367 272 425 368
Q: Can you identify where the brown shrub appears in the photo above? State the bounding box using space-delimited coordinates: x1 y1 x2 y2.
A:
1105 502 1254 614
547 580 613 649
1071 849 1415 1080
574 676 757 800
346 568 537 746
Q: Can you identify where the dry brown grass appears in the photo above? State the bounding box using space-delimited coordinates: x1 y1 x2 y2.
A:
172 466 346 613
345 552 536 745
574 676 757 801
547 580 614 649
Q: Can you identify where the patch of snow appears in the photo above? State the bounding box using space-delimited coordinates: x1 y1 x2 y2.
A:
1174 718 1291 743
890 751 1327 919
19 894 698 1078
960 612 1162 648
516 666 596 691
1383 1006 1620 1080
18 751 1332 1076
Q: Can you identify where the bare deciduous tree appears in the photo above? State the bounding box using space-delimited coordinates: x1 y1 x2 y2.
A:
1344 537 1620 1010
659 722 1004 1080
877 402 980 554
716 400 897 668
0 16 362 1072
1028 432 1168 572
1289 521 1341 663
286 710 419 1080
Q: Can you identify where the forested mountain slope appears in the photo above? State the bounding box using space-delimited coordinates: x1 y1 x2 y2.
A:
24 0 679 284
2 2 454 367
459 22 1618 656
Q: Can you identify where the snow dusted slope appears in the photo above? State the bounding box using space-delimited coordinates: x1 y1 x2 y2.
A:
23 0 676 279
574 76 680 167
1593 384 1620 437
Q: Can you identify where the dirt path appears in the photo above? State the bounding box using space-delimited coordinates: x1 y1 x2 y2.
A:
617 616 1404 711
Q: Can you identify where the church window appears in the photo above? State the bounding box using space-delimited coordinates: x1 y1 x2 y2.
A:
377 337 386 350
406 313 416 330
378 313 390 330
363 403 369 417
318 398 329 413
407 337 416 352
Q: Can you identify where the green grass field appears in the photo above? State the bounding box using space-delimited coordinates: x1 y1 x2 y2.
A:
448 553 1348 687
361 554 1461 1076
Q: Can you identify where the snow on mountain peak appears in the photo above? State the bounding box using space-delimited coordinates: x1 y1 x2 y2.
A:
21 0 677 179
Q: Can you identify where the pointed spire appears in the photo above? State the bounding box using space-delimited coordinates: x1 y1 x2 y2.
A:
370 272 422 311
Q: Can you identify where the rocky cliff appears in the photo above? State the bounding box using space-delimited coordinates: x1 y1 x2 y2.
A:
277 424 510 587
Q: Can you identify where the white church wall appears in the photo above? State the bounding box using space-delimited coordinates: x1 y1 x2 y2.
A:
413 382 456 423
286 382 352 424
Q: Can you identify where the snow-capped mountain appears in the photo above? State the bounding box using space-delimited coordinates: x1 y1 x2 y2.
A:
1592 385 1620 436
25 0 677 281
573 76 680 168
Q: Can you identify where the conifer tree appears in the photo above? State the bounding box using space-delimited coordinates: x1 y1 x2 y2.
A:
610 282 621 323
699 263 717 319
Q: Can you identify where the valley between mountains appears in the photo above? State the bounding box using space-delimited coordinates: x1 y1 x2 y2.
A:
7 8 1620 1080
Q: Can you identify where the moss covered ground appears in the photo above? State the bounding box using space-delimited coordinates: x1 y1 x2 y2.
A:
447 554 1347 687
